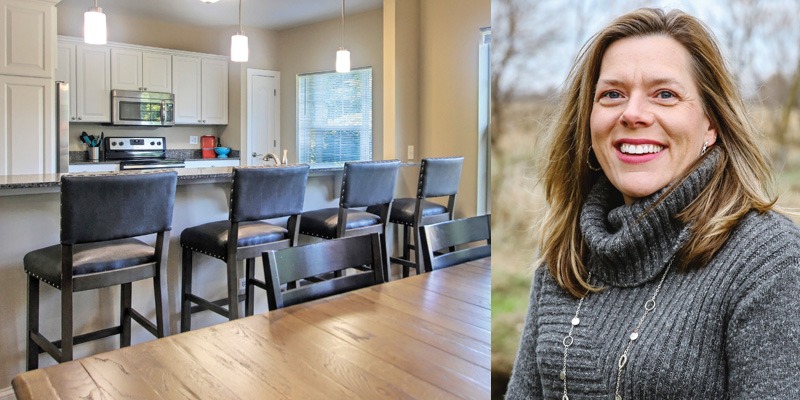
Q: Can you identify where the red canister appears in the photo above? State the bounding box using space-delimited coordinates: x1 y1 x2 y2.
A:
201 135 216 159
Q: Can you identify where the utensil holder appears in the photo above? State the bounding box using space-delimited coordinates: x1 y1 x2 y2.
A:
88 147 100 162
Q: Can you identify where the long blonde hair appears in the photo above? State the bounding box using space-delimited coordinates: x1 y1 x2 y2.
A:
538 8 776 298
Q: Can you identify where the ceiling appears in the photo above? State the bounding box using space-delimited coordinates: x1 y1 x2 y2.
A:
59 0 384 31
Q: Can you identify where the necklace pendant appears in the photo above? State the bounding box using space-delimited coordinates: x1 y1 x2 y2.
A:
615 395 622 400
559 370 566 380
562 395 569 400
618 354 628 369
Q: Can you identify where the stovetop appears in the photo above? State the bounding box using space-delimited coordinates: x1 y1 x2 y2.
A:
104 136 186 169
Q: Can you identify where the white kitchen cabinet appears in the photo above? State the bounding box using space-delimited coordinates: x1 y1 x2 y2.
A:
0 75 54 175
76 44 111 123
173 55 228 125
111 48 171 93
0 0 55 78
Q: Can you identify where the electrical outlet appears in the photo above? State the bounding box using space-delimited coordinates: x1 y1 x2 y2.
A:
189 136 198 145
408 145 414 160
239 278 246 293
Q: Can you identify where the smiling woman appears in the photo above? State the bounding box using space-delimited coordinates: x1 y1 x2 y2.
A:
505 7 800 400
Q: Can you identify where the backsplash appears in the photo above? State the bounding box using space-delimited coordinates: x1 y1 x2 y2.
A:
69 149 240 163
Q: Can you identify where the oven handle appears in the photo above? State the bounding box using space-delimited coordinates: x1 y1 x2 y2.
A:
161 101 167 125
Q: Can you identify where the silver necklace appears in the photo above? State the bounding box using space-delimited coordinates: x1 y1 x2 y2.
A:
560 259 673 400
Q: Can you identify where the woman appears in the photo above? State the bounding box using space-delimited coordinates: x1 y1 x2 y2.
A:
506 8 800 399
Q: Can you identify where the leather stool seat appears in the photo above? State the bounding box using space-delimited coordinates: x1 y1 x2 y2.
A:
291 209 381 239
369 199 447 226
24 239 155 288
180 221 288 260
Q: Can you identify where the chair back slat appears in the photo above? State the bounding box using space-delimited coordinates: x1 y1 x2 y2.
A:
263 234 384 310
61 172 178 245
420 214 491 271
341 160 400 208
231 165 310 222
418 157 464 198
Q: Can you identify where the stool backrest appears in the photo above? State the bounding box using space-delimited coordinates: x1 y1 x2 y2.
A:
60 171 178 245
420 214 491 271
263 233 384 310
340 160 401 208
230 165 310 222
418 157 464 198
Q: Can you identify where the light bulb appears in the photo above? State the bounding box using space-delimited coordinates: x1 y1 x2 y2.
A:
83 7 107 45
336 48 350 73
231 33 249 62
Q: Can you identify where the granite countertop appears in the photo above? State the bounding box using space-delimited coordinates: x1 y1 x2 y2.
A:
69 149 241 165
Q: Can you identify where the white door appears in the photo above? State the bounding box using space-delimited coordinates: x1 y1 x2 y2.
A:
247 69 280 166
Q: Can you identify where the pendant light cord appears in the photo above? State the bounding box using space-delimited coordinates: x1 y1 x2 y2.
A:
341 0 345 48
238 0 244 34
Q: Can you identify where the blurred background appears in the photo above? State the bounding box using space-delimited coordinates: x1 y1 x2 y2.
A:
490 0 800 398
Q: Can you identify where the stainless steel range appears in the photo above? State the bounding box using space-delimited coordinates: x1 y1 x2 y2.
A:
104 136 185 170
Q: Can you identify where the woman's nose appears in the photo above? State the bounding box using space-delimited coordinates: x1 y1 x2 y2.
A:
619 94 655 128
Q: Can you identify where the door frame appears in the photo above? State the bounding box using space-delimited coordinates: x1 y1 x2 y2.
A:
245 68 281 166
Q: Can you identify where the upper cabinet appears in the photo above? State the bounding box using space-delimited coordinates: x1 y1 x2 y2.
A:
0 0 55 78
111 48 171 93
56 39 111 123
173 56 228 125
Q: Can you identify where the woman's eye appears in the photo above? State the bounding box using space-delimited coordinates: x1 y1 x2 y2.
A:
601 91 621 99
657 91 675 99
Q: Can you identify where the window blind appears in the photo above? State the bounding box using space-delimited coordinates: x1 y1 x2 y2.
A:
297 67 373 164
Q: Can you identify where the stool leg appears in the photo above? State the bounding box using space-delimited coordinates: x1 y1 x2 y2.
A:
245 258 255 316
380 232 391 282
414 223 424 275
60 281 74 363
402 225 411 278
180 248 193 333
226 258 240 320
154 231 170 337
26 275 39 371
120 283 132 347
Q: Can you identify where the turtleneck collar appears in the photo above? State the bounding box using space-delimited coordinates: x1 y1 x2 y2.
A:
579 147 721 287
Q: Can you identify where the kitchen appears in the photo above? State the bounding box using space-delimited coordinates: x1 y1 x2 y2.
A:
0 0 490 396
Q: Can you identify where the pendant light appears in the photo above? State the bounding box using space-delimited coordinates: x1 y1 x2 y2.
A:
231 0 249 62
200 0 220 3
336 0 350 73
83 0 107 45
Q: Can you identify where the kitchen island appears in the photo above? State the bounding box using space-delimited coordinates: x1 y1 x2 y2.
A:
0 164 416 388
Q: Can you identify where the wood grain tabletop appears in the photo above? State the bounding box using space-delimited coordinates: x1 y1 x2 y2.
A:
12 257 491 399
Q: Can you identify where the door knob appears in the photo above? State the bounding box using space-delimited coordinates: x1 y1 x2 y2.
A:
251 152 263 157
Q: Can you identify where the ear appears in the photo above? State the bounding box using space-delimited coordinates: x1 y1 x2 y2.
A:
704 118 717 146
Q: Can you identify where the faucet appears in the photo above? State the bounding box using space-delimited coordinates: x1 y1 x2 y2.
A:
262 153 281 165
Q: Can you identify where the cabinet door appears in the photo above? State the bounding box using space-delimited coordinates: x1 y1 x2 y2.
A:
201 58 228 124
0 0 54 78
172 55 201 124
142 51 171 93
76 45 110 122
110 48 142 91
55 42 77 121
0 76 54 175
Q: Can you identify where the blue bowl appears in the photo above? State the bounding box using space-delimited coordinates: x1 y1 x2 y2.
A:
214 147 231 158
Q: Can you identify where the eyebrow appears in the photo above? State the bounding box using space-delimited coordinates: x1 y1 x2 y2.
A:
596 77 687 90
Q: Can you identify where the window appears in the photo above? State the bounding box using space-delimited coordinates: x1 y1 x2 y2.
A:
297 68 373 164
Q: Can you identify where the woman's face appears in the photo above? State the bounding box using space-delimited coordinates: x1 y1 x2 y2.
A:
590 35 717 205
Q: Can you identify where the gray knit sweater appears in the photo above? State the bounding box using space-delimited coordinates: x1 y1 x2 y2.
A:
506 150 800 399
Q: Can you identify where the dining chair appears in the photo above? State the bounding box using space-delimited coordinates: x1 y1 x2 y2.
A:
180 165 309 331
288 160 401 279
23 171 177 370
370 156 464 277
262 233 385 310
419 214 491 271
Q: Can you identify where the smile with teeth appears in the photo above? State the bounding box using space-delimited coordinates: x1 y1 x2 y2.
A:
619 143 664 155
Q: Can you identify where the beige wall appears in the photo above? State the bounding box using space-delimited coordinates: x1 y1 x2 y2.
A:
418 0 490 217
276 9 384 163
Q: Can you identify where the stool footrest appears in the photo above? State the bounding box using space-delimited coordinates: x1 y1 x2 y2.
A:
129 308 158 337
187 293 246 316
34 326 122 358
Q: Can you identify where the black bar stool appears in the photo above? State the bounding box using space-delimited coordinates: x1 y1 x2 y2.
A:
23 171 178 370
289 160 400 279
419 214 491 271
371 156 463 276
180 165 309 331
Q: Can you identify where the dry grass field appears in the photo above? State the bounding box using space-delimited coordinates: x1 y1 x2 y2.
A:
490 98 800 398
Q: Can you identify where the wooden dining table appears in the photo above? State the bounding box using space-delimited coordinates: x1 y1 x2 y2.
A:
12 257 490 399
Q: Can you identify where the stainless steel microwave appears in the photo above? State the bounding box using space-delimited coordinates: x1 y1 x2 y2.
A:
111 90 175 126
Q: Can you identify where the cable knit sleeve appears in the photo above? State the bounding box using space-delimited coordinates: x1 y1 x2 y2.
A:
726 247 800 398
505 267 545 399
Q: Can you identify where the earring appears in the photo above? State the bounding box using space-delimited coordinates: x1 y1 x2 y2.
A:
587 146 602 171
701 141 709 156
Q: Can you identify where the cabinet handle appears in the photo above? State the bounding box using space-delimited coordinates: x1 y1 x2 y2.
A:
203 120 206 123
77 117 82 120
143 87 147 91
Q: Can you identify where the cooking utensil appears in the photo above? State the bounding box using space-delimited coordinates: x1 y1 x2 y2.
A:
80 132 91 146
